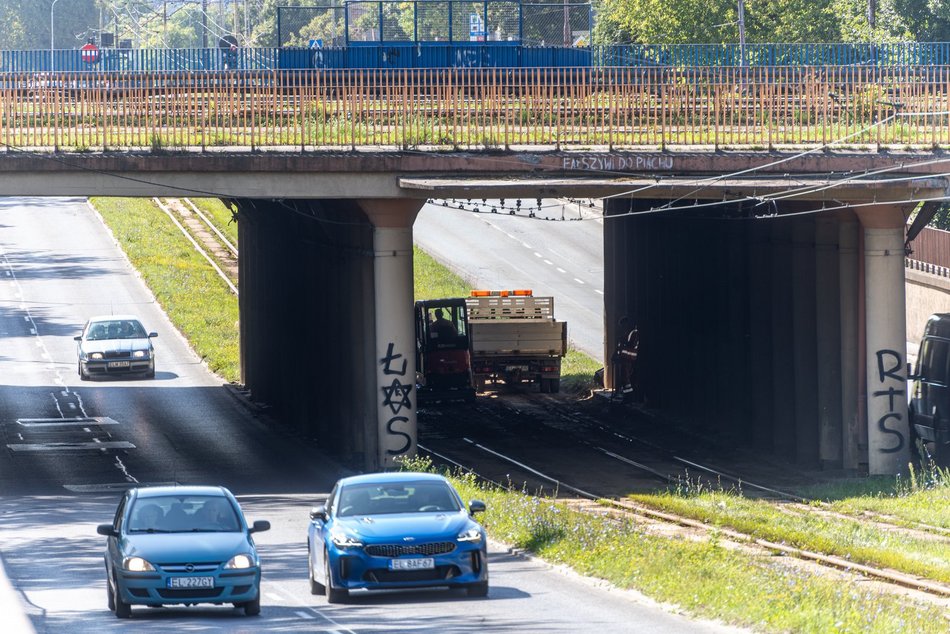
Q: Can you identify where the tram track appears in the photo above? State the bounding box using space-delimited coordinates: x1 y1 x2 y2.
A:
418 430 950 605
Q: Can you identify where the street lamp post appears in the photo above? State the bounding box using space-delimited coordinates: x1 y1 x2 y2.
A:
50 0 61 71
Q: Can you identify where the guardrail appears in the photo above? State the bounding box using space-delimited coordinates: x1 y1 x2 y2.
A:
3 42 950 72
0 66 946 151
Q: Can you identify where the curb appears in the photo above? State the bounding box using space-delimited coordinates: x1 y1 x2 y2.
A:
0 555 35 634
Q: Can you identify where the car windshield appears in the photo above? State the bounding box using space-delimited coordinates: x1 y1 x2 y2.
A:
86 320 147 341
337 481 461 517
127 495 241 533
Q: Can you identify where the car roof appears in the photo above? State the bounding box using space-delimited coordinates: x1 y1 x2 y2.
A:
133 485 229 499
337 472 449 487
87 315 142 323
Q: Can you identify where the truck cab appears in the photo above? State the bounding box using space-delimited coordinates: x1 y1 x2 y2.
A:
414 299 475 402
909 313 950 465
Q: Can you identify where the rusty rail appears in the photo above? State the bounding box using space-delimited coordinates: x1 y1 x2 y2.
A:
0 66 947 151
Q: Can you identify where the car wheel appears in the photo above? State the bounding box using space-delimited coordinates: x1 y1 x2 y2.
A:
325 553 347 604
145 368 155 379
466 581 489 597
243 594 261 616
113 575 131 619
79 362 89 381
106 574 115 611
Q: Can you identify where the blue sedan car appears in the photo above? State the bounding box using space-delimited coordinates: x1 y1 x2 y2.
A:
307 472 489 602
96 485 270 618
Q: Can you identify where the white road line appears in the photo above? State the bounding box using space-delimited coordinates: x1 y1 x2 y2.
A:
556 267 566 273
574 278 586 285
534 252 543 258
309 607 360 634
595 289 604 295
295 611 315 619
7 441 135 451
521 242 532 249
266 592 284 601
543 259 553 265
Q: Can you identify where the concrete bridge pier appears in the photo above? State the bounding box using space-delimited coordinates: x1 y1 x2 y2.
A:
359 199 424 469
857 206 914 475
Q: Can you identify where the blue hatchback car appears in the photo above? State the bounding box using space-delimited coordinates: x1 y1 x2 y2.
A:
307 472 488 602
97 485 270 618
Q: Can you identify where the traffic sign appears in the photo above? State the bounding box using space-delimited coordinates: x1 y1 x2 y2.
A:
80 43 100 64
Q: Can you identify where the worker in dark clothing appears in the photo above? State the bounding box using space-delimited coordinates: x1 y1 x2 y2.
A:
614 316 639 399
431 308 458 339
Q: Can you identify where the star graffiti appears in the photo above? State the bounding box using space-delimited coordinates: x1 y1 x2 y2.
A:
381 378 413 415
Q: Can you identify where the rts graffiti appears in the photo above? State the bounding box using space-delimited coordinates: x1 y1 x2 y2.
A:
380 342 413 455
872 348 906 454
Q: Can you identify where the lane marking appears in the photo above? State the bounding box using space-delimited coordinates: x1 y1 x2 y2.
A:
533 252 543 258
7 441 135 451
295 611 315 620
595 290 604 295
574 278 586 285
556 267 566 273
543 259 553 265
308 607 359 634
17 417 119 426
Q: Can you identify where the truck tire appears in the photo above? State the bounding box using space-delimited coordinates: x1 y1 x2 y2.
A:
539 379 550 394
550 379 560 393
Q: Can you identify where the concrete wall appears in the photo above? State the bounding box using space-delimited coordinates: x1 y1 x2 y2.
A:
906 268 950 345
237 199 378 470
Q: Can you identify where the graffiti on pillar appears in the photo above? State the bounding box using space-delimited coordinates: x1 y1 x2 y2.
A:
380 342 413 455
871 349 905 454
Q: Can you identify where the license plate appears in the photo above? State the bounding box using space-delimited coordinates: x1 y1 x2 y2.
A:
505 365 529 372
108 361 130 368
389 558 434 571
167 576 214 589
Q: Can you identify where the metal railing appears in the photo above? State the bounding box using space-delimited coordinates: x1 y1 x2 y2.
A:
0 66 947 151
4 42 950 73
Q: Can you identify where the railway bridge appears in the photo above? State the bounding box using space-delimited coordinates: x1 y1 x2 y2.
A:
0 66 948 475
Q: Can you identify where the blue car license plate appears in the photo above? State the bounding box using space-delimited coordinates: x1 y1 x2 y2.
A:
389 558 434 571
167 576 214 589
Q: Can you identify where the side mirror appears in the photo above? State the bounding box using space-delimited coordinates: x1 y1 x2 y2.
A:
97 524 117 537
309 504 328 522
248 520 270 534
148 332 158 338
468 500 486 515
74 335 82 342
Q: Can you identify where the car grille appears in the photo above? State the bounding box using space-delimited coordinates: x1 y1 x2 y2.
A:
365 542 456 557
160 563 220 573
158 588 224 599
103 350 131 359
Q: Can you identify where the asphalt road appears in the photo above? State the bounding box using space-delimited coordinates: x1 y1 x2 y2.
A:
413 199 606 362
0 197 739 633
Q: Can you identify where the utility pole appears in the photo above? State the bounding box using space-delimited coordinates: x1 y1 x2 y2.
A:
737 0 747 67
50 0 61 70
868 0 876 31
202 0 208 48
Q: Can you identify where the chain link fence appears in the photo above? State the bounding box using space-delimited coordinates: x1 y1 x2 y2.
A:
277 1 591 47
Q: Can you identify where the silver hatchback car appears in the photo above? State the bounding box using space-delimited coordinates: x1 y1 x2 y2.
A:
75 315 157 380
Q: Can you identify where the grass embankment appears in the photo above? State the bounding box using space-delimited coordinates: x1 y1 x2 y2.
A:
187 198 239 248
401 456 949 634
92 197 950 632
89 197 240 381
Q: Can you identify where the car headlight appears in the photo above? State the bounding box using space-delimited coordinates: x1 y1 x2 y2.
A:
457 527 483 543
122 556 155 572
330 528 363 549
224 554 255 569
89 352 103 360
132 350 148 359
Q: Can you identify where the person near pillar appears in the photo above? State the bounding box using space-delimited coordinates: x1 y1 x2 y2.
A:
614 316 639 400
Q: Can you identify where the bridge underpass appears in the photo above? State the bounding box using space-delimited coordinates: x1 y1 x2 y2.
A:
0 151 945 474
